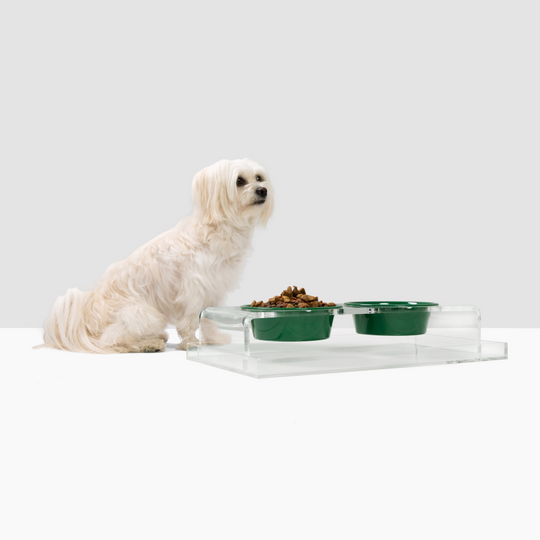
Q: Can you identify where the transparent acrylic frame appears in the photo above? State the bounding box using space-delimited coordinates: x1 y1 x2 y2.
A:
185 305 508 378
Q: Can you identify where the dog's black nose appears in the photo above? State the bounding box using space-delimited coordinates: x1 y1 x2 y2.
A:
256 187 267 198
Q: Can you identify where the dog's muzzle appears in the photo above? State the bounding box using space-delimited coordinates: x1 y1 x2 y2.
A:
253 186 267 204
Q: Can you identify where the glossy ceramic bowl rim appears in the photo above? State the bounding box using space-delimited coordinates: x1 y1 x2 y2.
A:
345 301 438 308
241 304 342 312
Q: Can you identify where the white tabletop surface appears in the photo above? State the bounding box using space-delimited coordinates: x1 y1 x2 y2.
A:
1 328 539 540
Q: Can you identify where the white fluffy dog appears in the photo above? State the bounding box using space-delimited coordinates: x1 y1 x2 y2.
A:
36 158 273 353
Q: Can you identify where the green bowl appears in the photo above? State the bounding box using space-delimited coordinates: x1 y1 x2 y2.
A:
241 305 341 342
345 301 439 336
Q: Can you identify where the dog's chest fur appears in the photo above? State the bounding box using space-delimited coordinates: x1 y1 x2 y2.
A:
153 223 254 311
191 229 252 290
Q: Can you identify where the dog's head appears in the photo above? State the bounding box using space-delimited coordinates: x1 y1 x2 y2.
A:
191 158 274 227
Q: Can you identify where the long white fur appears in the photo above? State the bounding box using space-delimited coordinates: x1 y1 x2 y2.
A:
35 158 274 353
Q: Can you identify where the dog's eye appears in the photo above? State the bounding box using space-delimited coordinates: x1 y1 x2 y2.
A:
256 175 263 182
236 177 246 187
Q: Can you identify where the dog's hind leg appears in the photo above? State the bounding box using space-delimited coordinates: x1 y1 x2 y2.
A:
98 304 168 353
132 337 166 353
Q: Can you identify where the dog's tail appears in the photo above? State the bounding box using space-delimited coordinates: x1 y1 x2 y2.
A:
34 288 111 353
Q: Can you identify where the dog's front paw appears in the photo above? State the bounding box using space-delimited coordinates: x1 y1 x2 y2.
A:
201 332 232 346
176 337 197 351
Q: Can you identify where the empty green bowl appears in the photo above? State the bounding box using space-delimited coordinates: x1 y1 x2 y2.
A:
241 305 341 341
345 301 439 336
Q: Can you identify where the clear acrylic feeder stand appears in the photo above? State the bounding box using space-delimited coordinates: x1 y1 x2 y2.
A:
185 305 508 378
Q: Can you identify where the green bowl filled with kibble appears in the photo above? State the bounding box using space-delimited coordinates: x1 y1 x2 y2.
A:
242 286 341 342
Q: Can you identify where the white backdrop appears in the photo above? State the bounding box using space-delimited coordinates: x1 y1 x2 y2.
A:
1 0 538 328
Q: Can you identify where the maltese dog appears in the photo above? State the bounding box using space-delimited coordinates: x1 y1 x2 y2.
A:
36 158 274 353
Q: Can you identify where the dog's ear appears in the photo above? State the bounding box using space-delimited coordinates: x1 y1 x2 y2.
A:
258 182 274 228
192 163 229 223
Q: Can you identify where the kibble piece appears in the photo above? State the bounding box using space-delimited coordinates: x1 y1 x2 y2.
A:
248 287 335 310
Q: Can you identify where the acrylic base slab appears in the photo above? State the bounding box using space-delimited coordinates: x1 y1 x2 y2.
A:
185 306 508 378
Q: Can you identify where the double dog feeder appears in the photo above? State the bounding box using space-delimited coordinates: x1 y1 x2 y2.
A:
186 303 508 378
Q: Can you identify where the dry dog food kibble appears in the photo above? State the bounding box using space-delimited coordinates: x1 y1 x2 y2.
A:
250 286 336 309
